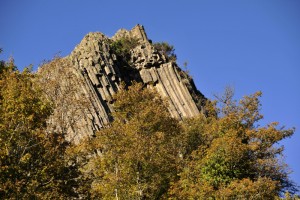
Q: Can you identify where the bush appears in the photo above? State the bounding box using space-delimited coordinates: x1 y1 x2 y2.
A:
153 42 177 62
109 37 140 61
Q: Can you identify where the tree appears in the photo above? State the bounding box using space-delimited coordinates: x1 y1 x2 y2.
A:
75 83 183 199
0 57 82 199
109 37 140 61
153 42 177 62
169 90 296 199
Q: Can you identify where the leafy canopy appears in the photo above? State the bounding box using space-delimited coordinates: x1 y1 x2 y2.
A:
74 83 183 199
169 88 296 199
0 56 82 199
0 50 296 199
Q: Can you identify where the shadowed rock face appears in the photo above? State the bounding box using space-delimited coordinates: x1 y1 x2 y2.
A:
39 25 206 143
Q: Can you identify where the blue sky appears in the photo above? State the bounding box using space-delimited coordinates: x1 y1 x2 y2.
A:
1 0 299 189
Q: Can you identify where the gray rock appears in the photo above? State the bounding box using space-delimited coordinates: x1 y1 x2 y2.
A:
38 24 206 143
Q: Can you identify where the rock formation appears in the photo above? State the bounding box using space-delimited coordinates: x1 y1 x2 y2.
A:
38 25 206 143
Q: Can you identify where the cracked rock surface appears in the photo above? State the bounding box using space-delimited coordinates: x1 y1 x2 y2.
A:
39 24 206 143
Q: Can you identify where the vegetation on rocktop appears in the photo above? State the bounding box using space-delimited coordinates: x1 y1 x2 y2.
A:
0 52 298 199
153 42 177 62
109 37 140 61
109 37 177 63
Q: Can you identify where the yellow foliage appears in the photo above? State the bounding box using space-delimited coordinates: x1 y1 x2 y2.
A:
168 89 296 199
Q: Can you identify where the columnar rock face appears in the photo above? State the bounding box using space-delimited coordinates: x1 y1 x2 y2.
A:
39 25 206 143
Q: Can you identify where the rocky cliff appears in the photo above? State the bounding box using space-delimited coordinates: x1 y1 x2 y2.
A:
38 25 206 143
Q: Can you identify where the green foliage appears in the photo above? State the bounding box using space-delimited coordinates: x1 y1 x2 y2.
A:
153 42 177 62
109 37 140 61
0 58 82 199
168 90 296 199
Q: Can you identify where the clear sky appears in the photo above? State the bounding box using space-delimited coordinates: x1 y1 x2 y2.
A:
1 0 299 189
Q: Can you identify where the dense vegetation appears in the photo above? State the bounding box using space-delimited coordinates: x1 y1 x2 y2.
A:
0 57 83 199
0 51 298 199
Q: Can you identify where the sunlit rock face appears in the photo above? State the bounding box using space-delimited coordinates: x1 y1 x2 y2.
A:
39 25 206 143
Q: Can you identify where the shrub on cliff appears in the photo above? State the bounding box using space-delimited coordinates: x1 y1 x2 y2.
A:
153 41 177 62
109 37 140 61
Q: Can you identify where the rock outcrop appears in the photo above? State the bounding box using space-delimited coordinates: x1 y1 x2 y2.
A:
39 25 206 143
